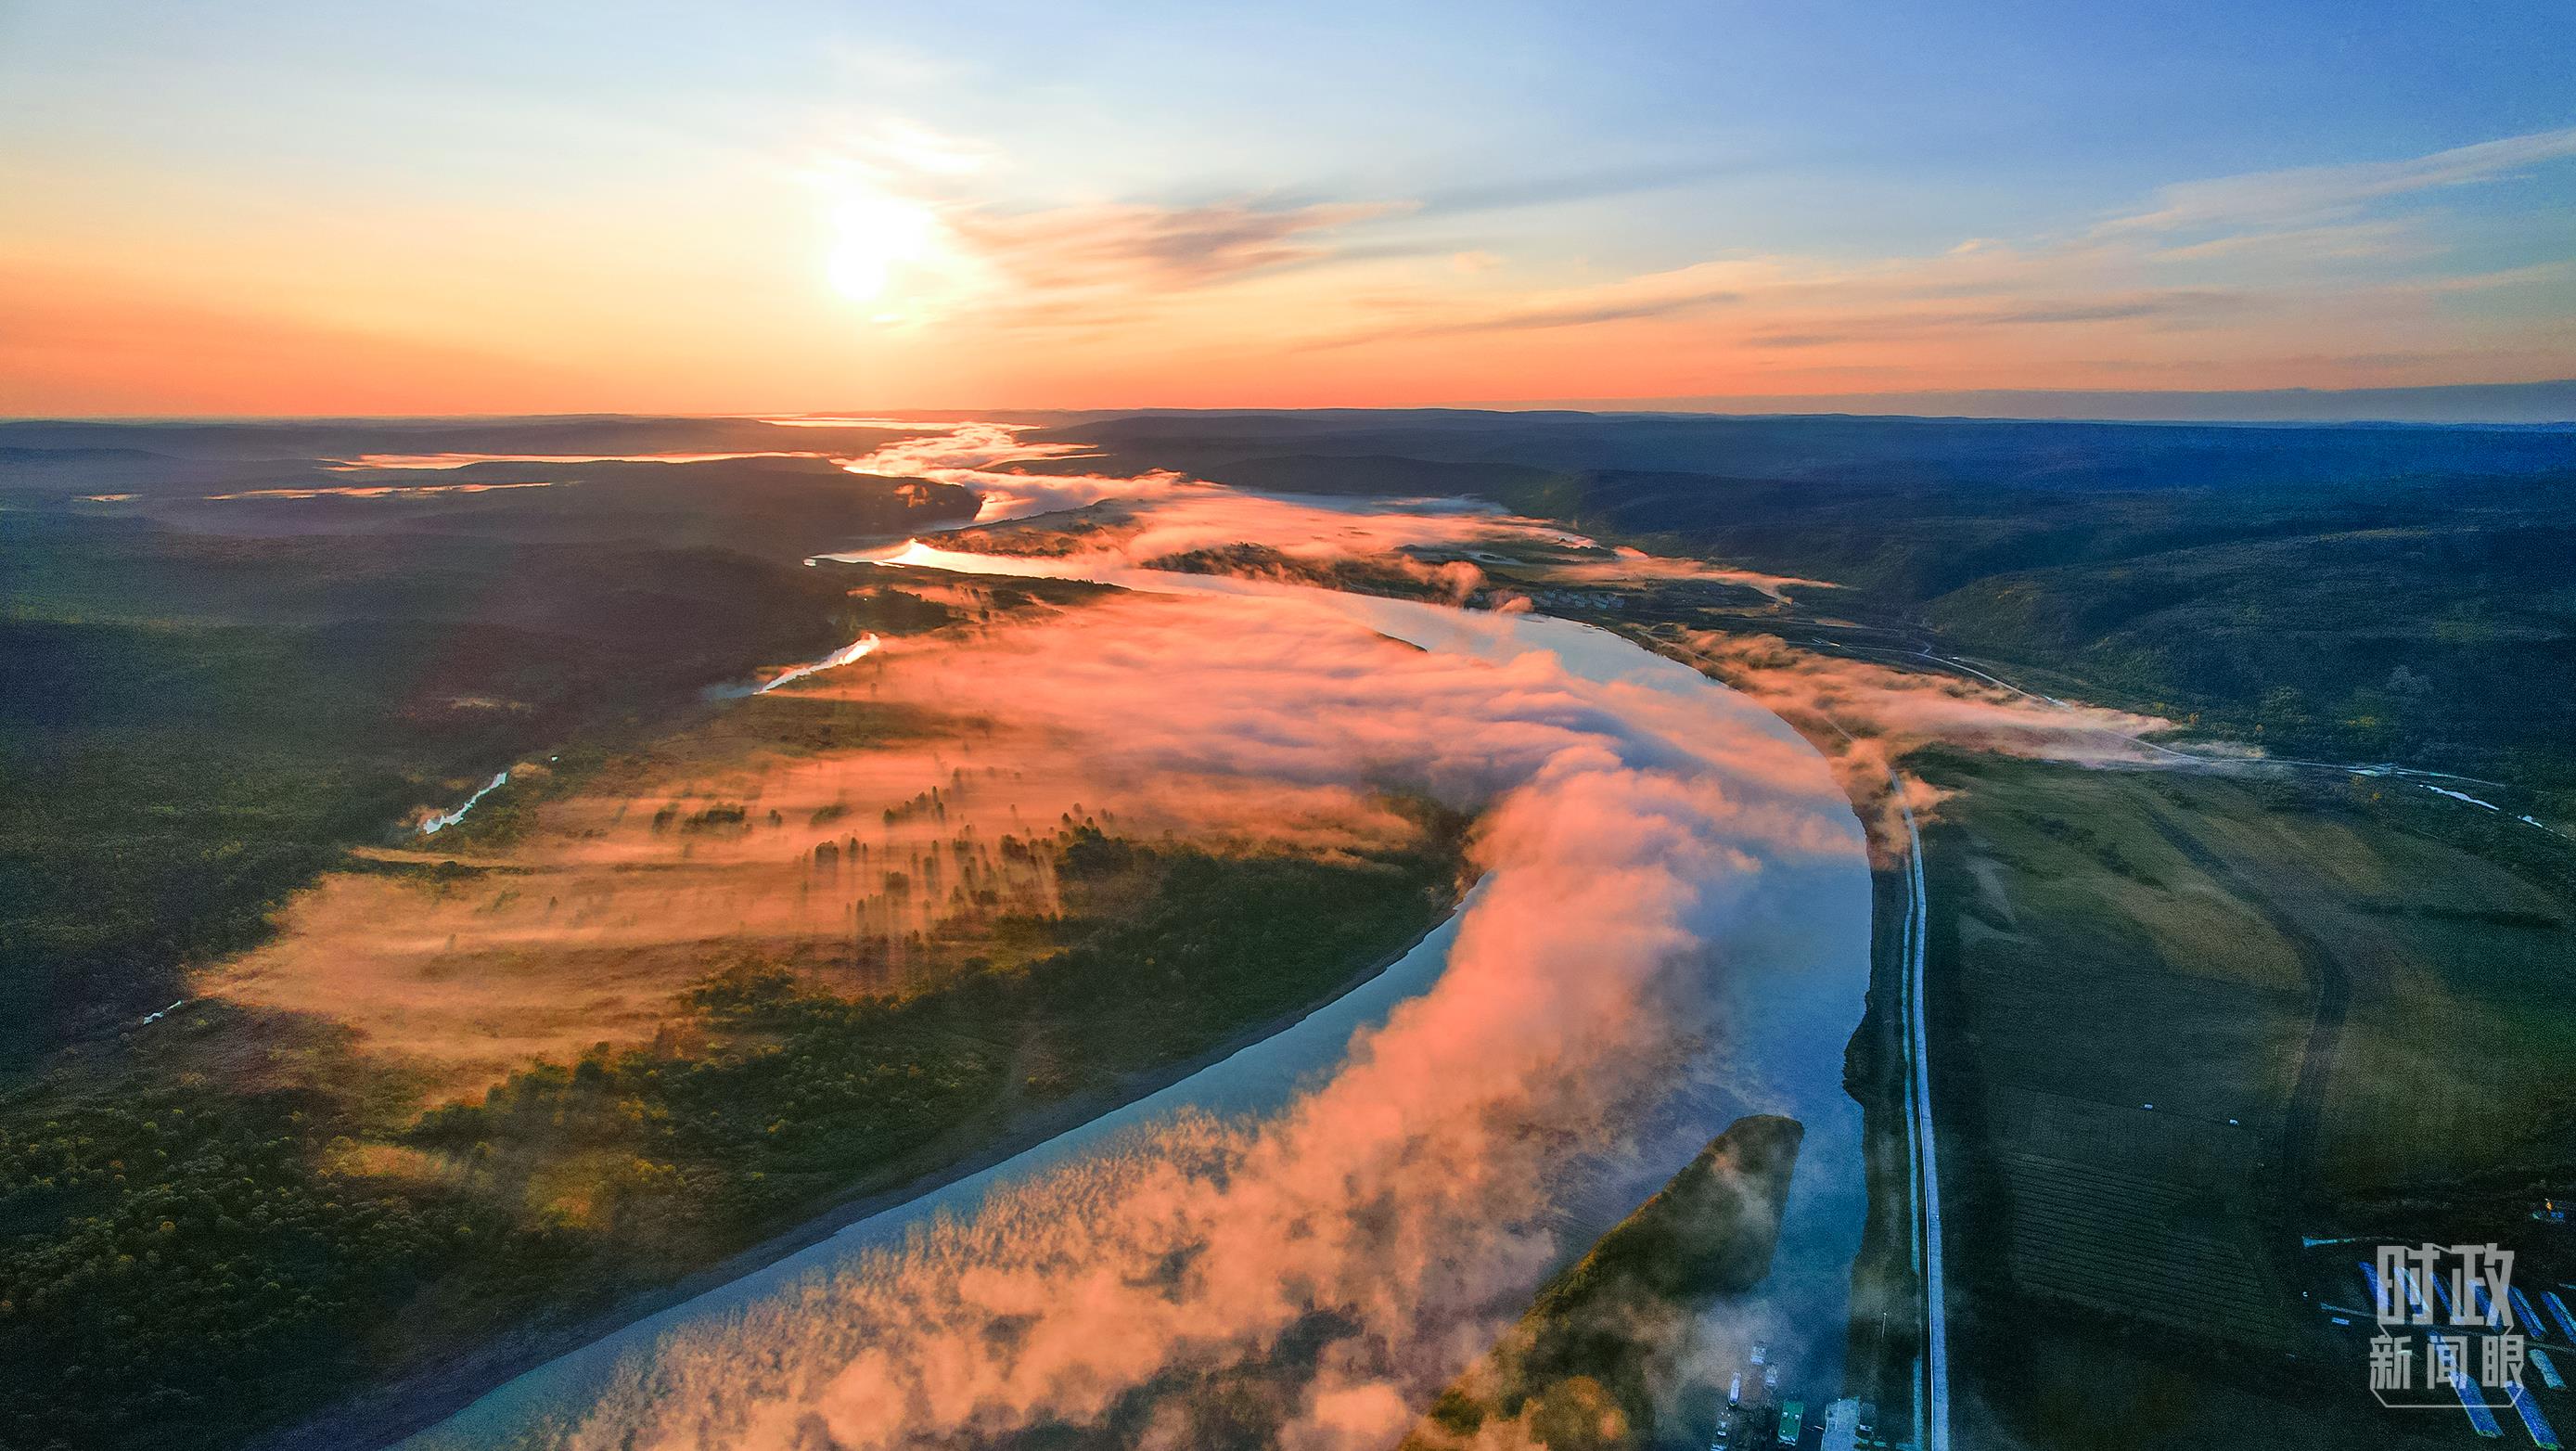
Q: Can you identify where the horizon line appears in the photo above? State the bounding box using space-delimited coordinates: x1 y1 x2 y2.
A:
6 379 2574 429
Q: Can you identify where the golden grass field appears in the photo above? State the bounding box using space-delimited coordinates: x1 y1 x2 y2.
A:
204 586 1428 1102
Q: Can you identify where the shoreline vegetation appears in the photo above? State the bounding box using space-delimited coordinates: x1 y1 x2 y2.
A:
1407 1114 1805 1451
264 875 1469 1451
3 823 1467 1451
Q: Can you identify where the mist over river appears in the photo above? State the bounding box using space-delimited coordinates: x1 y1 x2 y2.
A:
406 540 1874 1451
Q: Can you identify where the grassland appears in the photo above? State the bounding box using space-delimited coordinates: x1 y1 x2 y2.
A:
1916 752 2576 1450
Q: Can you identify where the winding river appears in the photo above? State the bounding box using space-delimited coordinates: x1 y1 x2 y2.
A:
403 548 1875 1449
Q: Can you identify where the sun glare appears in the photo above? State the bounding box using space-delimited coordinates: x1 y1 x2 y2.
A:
827 192 939 304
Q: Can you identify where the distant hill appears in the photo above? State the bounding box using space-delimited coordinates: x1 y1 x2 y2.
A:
1034 411 2576 796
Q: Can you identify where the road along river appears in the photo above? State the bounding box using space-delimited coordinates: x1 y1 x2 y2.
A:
404 547 1875 1450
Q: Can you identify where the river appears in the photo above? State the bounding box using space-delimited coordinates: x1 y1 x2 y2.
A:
404 547 1875 1449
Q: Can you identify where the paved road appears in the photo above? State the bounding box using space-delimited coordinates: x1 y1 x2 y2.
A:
1893 779 1953 1451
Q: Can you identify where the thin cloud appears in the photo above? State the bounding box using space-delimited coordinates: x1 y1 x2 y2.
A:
2095 125 2576 238
954 199 1394 292
1982 289 2249 326
1411 157 1757 217
770 117 2573 392
2148 219 2429 263
1736 289 2251 350
1408 288 1742 338
2403 260 2576 294
1255 127 2575 376
1310 267 1749 349
801 118 1399 331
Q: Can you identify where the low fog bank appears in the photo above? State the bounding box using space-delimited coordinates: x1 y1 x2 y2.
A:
488 585 1871 1451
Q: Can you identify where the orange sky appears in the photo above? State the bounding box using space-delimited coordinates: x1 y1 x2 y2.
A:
10 220 2568 417
4 6 2570 416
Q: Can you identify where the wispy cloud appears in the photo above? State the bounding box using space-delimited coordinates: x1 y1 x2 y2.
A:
1307 259 1763 348
953 198 1392 292
1326 287 1743 345
1171 130 2575 393
1981 289 2249 326
803 117 1408 328
2147 219 2429 263
2096 125 2576 237
1329 258 2253 353
1411 157 1757 217
774 115 2573 400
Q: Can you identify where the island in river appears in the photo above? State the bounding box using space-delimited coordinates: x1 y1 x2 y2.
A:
1410 1113 1807 1451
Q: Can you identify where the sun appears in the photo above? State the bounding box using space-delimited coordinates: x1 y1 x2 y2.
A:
827 191 939 304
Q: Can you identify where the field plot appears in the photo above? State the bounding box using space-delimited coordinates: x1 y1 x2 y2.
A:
1922 754 2576 1450
1990 1094 2290 1348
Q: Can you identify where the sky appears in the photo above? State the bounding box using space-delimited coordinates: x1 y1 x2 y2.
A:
2 0 2571 416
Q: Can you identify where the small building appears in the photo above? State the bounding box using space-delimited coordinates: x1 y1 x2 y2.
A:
1821 1398 1863 1451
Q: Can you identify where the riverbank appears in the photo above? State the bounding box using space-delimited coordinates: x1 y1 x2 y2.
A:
262 900 1463 1451
1405 1113 1808 1448
391 565 1874 1449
